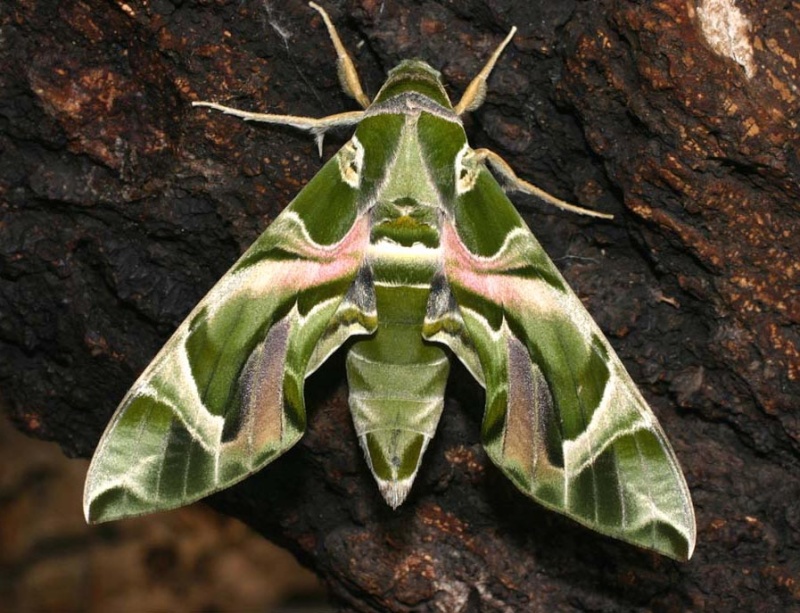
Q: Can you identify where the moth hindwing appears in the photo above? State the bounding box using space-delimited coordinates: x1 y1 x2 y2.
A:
84 2 695 561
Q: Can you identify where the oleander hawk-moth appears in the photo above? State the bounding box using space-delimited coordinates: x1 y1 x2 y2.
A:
84 2 696 561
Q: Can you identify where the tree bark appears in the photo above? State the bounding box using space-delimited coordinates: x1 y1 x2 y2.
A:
1 0 798 611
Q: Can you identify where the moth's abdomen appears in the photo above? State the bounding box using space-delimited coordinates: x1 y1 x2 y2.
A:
346 277 448 508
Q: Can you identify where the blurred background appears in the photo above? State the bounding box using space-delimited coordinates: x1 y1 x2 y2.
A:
0 416 334 612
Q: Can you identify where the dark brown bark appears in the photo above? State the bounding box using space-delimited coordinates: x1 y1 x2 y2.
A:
1 0 798 611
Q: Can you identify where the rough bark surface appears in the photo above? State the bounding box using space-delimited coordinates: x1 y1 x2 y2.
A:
1 0 798 611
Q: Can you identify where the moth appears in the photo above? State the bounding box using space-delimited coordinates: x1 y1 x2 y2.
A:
84 2 696 560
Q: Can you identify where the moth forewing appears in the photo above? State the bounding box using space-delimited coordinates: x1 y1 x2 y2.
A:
83 144 372 522
84 1 695 561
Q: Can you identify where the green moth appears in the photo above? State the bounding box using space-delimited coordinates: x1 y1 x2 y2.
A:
84 2 696 561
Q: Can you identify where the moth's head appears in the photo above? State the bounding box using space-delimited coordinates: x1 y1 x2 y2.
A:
371 59 453 109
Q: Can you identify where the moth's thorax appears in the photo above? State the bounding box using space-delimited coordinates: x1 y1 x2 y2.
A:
376 114 441 209
365 111 445 282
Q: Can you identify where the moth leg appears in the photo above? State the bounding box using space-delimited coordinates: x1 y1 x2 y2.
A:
454 27 517 115
309 2 371 109
192 103 365 156
474 148 614 219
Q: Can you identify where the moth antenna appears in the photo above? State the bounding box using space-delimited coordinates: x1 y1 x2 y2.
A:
309 2 371 108
454 26 517 116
